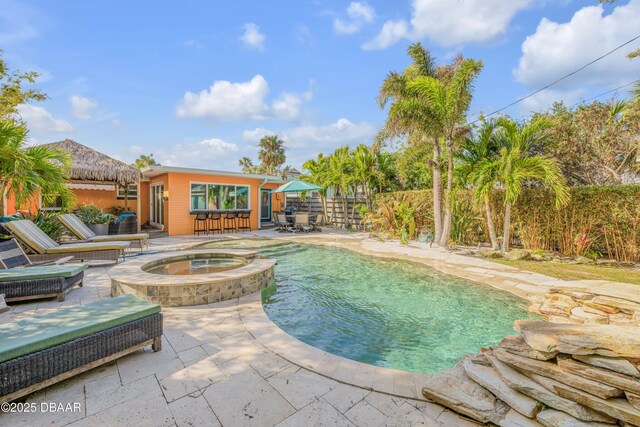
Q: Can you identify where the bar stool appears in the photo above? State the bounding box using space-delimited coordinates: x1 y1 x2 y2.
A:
238 212 251 232
223 212 237 233
208 212 222 234
193 212 207 236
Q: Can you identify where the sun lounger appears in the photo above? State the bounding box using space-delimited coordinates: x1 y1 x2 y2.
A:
4 220 129 263
0 295 162 403
58 213 149 250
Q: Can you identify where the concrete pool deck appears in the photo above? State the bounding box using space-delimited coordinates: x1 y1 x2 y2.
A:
0 229 628 426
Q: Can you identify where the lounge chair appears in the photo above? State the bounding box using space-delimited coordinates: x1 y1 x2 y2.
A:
58 213 149 251
0 295 162 403
4 220 129 263
0 239 86 303
295 212 313 232
312 213 324 232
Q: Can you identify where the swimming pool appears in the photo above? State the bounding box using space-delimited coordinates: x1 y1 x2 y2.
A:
248 240 537 374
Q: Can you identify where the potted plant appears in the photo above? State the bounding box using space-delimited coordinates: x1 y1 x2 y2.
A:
74 203 116 236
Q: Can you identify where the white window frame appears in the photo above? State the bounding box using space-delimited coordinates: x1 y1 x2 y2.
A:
117 183 138 200
189 181 251 211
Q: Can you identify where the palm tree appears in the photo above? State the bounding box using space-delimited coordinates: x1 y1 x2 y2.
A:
0 121 72 215
133 153 160 170
238 156 258 173
258 135 286 176
494 118 569 251
457 119 501 249
327 146 354 227
377 43 445 242
407 55 483 246
303 153 330 221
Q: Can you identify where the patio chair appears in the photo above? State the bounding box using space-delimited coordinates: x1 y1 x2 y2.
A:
4 220 129 263
58 213 148 250
312 213 324 232
276 213 294 233
295 212 313 233
0 295 163 403
0 239 86 303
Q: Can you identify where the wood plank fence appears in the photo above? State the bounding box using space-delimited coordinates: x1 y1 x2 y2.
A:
285 195 366 228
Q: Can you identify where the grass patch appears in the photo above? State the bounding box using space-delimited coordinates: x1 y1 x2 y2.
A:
490 259 640 286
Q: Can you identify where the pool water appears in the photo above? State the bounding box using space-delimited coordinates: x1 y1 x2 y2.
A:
258 242 539 374
195 239 289 250
144 258 245 275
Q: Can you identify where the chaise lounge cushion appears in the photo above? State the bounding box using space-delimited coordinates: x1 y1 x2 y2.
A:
0 295 161 363
58 214 147 246
88 234 148 243
45 241 130 253
0 264 88 282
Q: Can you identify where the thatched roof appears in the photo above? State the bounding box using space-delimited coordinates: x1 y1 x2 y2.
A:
44 139 140 185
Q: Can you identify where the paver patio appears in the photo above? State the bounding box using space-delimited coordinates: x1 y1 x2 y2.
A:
1 229 617 426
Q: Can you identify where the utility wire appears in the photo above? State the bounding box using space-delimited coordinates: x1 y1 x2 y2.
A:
467 34 640 125
567 79 640 109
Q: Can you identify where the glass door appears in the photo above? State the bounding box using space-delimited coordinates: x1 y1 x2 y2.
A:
151 184 164 226
260 189 271 222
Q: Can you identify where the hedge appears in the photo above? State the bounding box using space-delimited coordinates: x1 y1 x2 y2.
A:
375 185 640 262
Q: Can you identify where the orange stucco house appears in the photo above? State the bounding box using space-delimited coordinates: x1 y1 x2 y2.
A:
3 140 286 236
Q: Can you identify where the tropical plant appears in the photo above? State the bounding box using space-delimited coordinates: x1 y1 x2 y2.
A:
258 135 286 175
406 55 483 247
32 210 67 240
302 153 330 221
0 121 73 215
133 153 160 169
457 119 501 249
493 118 570 251
74 203 116 225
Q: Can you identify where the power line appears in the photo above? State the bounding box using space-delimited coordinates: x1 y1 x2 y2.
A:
567 79 639 109
468 34 640 125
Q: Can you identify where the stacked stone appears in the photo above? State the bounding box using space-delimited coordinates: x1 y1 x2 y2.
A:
528 288 640 326
421 320 640 426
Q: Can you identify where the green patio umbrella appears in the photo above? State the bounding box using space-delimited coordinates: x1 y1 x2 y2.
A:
272 179 322 212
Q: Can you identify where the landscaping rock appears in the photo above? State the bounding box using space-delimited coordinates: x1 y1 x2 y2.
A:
591 296 640 315
573 256 593 265
492 348 623 399
421 360 509 424
531 254 546 262
505 249 532 261
514 320 640 358
499 409 544 427
478 248 503 259
486 354 614 423
556 356 640 395
463 355 541 418
627 392 640 411
572 355 640 378
596 259 619 267
499 336 557 361
569 307 609 325
535 374 640 426
536 409 612 427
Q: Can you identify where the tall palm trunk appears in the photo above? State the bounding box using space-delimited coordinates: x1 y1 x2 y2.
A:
484 197 499 250
0 183 6 217
502 202 512 252
438 142 454 247
432 142 443 243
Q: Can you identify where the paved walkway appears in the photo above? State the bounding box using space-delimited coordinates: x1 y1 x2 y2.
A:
1 230 619 426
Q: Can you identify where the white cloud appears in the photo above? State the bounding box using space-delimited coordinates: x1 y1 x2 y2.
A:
176 75 313 122
364 0 531 49
183 39 203 49
515 0 640 92
240 23 265 51
155 138 240 169
242 127 273 142
334 1 376 35
361 20 409 50
518 88 586 115
17 104 73 132
69 95 98 119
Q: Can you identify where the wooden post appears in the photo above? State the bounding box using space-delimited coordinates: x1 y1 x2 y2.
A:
136 178 141 233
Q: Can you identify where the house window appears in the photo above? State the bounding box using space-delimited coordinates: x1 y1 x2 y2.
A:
190 183 250 211
117 184 138 200
41 195 64 211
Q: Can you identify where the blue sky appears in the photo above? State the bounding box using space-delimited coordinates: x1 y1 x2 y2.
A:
2 0 639 170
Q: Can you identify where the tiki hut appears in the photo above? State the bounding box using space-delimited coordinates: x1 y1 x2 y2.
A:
44 139 140 185
43 140 141 227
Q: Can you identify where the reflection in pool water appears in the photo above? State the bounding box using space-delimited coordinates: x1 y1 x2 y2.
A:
144 257 246 275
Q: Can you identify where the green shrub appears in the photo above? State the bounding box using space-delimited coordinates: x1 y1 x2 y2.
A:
74 203 116 225
32 210 67 241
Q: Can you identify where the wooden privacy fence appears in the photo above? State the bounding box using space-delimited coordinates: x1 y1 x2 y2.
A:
285 196 366 228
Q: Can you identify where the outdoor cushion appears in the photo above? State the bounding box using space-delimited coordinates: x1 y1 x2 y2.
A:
89 233 148 243
4 221 58 253
58 214 95 240
45 241 129 253
0 264 87 283
0 295 161 363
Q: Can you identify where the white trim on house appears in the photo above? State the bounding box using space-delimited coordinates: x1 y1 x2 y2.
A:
189 181 252 212
142 165 284 182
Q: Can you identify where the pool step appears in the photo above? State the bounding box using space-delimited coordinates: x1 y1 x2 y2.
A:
259 244 307 258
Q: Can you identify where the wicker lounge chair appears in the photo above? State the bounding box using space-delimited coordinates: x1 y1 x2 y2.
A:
0 239 86 303
4 220 129 263
0 295 162 403
58 213 149 251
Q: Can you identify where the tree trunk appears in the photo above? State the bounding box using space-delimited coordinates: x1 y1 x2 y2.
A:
432 142 443 243
0 183 6 217
502 202 512 252
331 189 337 225
484 198 499 250
438 142 454 247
